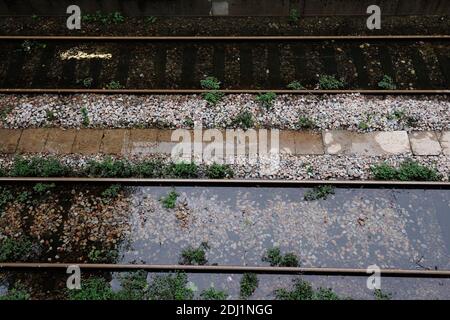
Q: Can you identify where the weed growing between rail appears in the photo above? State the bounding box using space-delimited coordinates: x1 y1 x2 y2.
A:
304 185 335 201
206 163 234 179
87 247 119 264
256 92 277 110
378 75 397 90
10 156 71 177
371 160 441 181
179 242 210 265
148 272 194 300
231 110 255 130
201 76 224 105
82 11 125 25
297 116 316 129
318 75 345 90
275 279 340 300
0 156 445 181
101 184 122 202
262 247 300 267
0 237 34 262
287 81 305 90
240 273 259 299
0 283 30 300
200 288 229 300
160 189 179 209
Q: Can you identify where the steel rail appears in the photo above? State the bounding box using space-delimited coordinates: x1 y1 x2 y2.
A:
0 35 449 40
1 263 449 278
0 89 448 95
0 177 449 189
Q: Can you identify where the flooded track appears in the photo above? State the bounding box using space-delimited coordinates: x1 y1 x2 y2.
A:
1 181 449 299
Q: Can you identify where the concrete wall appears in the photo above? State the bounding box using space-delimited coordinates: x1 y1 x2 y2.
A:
0 0 448 16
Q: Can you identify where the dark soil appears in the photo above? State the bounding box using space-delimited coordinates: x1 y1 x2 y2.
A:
0 15 449 36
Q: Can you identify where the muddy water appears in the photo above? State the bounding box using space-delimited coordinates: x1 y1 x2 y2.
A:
122 187 450 270
1 184 449 299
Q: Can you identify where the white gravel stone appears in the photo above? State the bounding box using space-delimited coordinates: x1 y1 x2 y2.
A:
1 94 449 132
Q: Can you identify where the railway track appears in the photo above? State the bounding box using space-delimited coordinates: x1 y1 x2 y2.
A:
1 178 450 299
0 35 448 93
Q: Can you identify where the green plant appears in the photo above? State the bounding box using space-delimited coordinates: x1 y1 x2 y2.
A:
179 242 209 265
105 80 122 89
206 163 234 179
289 9 300 23
82 11 125 25
68 277 114 300
231 111 254 130
101 184 121 200
160 189 179 209
262 247 283 266
132 160 164 178
164 162 198 178
304 185 335 201
115 271 149 300
110 12 125 24
87 248 118 263
405 116 419 127
0 283 30 300
297 116 315 129
378 75 396 90
31 14 38 20
183 117 194 127
202 91 224 105
0 237 33 262
200 288 228 300
287 81 305 90
0 187 13 213
371 160 441 181
17 191 31 203
278 279 341 300
11 156 71 177
256 92 277 109
80 107 90 126
391 109 406 120
1 106 13 122
145 16 157 24
280 253 300 267
45 109 56 122
33 183 55 194
240 273 258 299
397 160 440 181
275 279 340 300
200 76 221 90
262 247 299 267
358 120 369 130
85 158 133 178
201 76 223 105
374 289 392 300
371 163 398 180
318 75 344 90
147 272 194 300
82 77 93 88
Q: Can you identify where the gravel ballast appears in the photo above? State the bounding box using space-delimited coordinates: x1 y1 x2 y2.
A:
1 94 449 132
0 153 449 181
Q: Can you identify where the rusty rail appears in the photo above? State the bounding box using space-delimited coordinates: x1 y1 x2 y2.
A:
0 89 448 95
0 177 449 189
1 263 449 278
0 35 449 41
